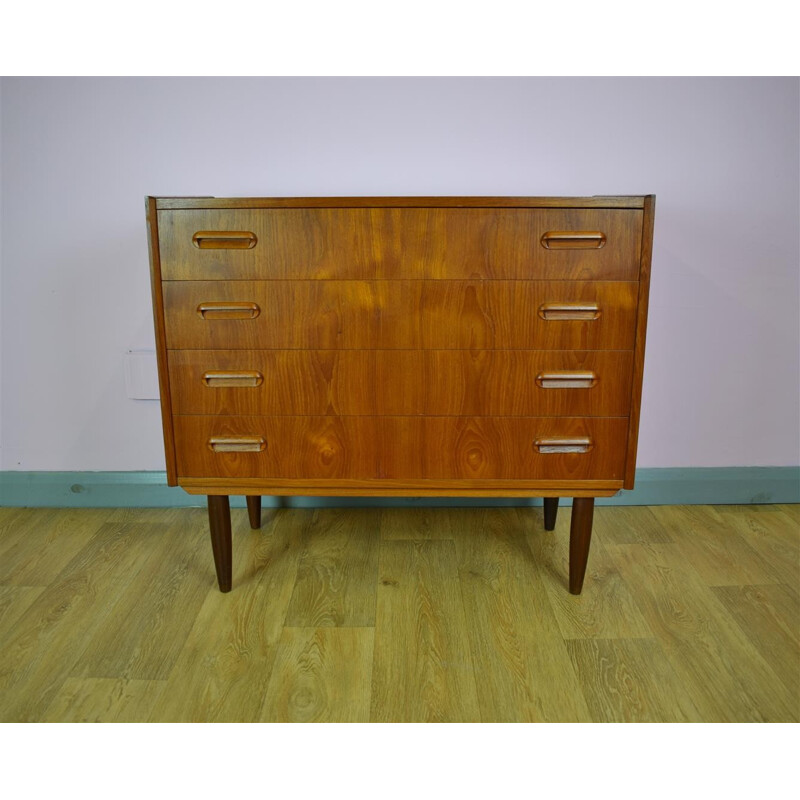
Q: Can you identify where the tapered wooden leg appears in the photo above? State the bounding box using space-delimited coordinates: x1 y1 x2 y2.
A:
246 495 262 529
207 495 232 593
543 497 559 531
569 497 595 595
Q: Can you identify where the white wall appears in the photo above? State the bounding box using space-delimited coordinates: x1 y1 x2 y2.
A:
1 77 798 471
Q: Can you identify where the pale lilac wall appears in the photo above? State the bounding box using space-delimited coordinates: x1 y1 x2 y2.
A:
1 77 798 470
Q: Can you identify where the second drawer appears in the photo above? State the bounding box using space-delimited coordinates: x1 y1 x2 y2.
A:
168 349 633 417
163 280 638 350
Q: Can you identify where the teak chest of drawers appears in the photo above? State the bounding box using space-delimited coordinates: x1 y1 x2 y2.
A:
146 195 655 594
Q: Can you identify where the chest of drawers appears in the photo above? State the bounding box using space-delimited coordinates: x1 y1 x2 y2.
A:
146 195 655 594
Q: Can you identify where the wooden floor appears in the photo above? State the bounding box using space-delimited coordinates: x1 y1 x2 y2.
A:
0 503 797 722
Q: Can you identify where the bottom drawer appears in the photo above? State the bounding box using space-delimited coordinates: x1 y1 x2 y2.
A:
174 416 628 481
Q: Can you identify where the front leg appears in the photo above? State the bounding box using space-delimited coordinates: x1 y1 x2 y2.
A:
207 495 233 593
568 497 595 595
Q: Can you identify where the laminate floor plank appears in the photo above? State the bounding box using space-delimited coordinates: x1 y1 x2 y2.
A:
647 506 782 587
455 509 591 721
284 509 380 627
776 504 800 518
0 508 30 558
565 638 703 722
40 678 167 723
526 508 651 640
607 543 798 722
151 509 311 722
711 584 800 701
73 510 211 680
380 507 485 540
259 627 374 722
0 585 46 640
0 509 107 585
713 509 800 589
0 521 170 722
0 508 45 560
593 506 674 545
371 539 481 722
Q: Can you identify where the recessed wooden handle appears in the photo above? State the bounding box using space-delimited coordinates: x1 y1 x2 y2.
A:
192 231 258 249
540 231 606 250
208 436 267 453
202 371 264 388
538 303 601 321
196 302 261 320
536 371 597 389
534 437 593 454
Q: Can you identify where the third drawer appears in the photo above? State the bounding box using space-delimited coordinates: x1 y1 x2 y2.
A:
168 349 634 417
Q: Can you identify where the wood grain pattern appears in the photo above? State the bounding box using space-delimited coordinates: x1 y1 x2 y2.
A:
169 349 634 417
525 509 651 639
0 509 33 561
0 509 110 586
151 509 311 722
156 196 648 210
40 678 166 723
607 542 798 721
710 584 800 698
146 197 178 485
73 513 210 679
379 507 479 541
0 521 171 721
714 506 800 588
371 539 481 722
173 415 629 481
647 505 783 586
1 505 797 722
163 280 639 351
284 509 380 627
178 477 623 497
159 208 643 281
623 194 655 489
454 510 592 721
565 638 702 722
591 505 674 545
0 585 46 640
259 627 374 722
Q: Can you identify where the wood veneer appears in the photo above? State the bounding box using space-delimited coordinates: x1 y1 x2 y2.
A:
146 195 655 595
163 280 639 351
168 349 634 417
173 415 629 481
159 208 642 281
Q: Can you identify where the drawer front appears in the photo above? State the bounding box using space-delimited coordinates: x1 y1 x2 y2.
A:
163 280 638 350
169 350 633 417
158 208 643 281
174 416 628 481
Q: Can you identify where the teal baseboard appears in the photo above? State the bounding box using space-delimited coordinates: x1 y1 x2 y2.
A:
1 468 798 508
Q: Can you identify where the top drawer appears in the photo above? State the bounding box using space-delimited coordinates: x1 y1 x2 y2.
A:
158 207 643 281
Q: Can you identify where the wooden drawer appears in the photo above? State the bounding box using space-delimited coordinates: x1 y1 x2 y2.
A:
158 208 643 281
168 350 634 417
163 280 638 350
173 416 629 481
